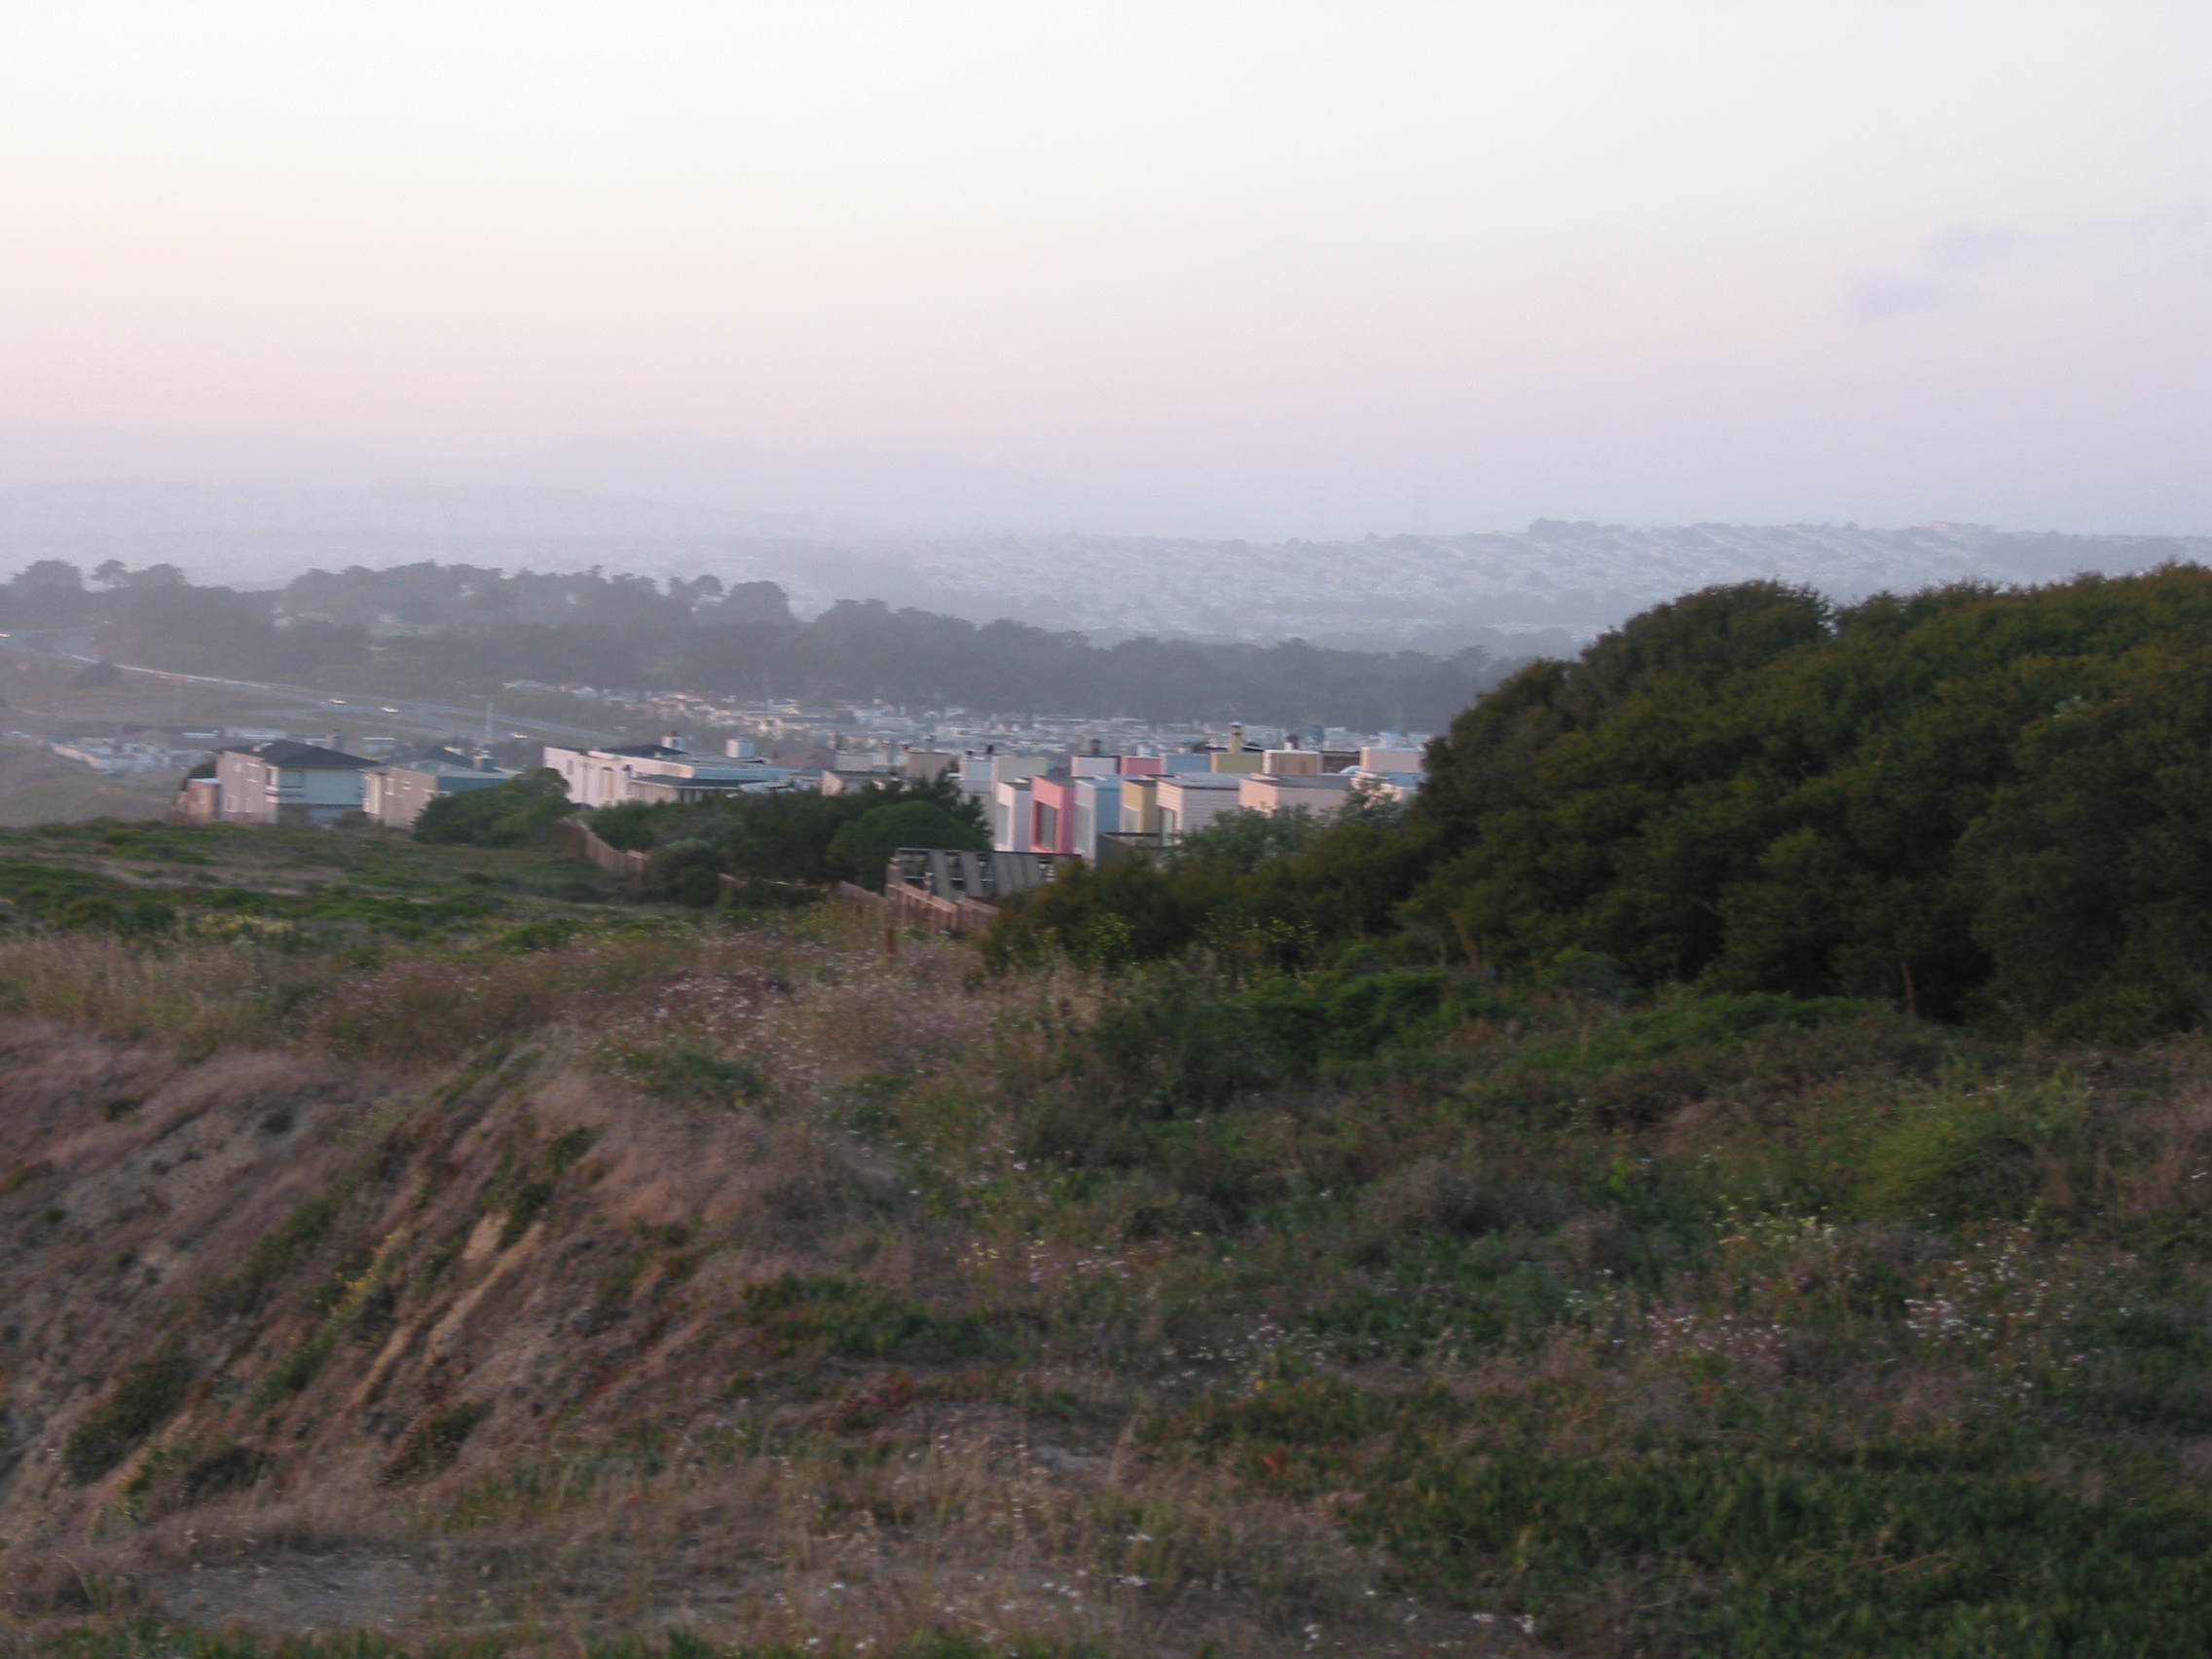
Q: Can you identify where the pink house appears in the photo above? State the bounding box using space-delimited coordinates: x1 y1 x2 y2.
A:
1026 770 1079 854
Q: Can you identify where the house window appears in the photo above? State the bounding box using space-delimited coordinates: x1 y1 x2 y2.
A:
1033 800 1059 849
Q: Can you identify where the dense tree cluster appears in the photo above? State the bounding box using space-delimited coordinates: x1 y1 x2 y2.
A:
571 774 987 904
993 567 2212 1041
411 769 576 848
674 601 1503 729
1 559 1519 729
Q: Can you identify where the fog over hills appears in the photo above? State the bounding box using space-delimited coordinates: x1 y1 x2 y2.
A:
815 520 2212 648
1 465 2204 653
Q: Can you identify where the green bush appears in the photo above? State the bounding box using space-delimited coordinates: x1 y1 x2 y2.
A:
585 776 987 890
644 838 729 907
740 1273 1002 1362
208 1177 362 1314
1062 965 1285 1122
619 1046 765 1108
1854 1081 2082 1223
64 1349 195 1483
413 769 572 846
826 799 986 891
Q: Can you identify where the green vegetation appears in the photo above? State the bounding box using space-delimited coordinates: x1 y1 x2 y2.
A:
63 1349 195 1483
740 1273 1005 1363
1161 1382 2212 1656
590 774 985 903
996 568 2212 1042
412 768 574 846
826 798 989 892
214 1178 363 1314
609 1045 766 1108
0 820 608 946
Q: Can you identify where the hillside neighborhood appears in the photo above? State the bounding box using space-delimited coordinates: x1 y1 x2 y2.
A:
164 714 1428 861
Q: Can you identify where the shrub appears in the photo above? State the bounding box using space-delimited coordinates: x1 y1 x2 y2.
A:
1855 1081 2083 1224
385 1402 491 1481
1352 1441 2212 1656
619 1046 765 1108
826 799 986 891
64 1349 195 1483
740 1273 1002 1362
211 1177 363 1314
413 769 571 846
1063 965 1284 1122
644 838 730 907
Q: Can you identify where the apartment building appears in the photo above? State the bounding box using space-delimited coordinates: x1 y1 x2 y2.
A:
1154 773 1246 840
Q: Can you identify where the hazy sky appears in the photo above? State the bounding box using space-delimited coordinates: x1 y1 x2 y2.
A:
2 2 2207 535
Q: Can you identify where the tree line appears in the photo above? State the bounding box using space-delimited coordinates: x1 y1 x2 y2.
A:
0 558 1518 730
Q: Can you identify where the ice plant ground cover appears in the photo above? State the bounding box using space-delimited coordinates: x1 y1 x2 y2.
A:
1 823 2211 1654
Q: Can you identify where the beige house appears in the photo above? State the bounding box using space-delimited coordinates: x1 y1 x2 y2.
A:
1237 771 1358 817
362 756 514 829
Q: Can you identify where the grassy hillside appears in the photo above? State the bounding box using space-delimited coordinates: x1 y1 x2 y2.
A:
3 824 2212 1656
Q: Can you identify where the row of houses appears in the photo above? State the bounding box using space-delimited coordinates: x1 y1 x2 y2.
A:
175 738 515 827
979 731 1425 859
175 721 1428 855
543 734 964 806
540 724 1426 861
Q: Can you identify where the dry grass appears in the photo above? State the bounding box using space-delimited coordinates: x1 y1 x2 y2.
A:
0 934 319 1052
12 905 2212 1653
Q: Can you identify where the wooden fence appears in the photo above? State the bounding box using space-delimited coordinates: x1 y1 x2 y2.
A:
551 818 652 879
886 883 1002 936
834 880 1001 937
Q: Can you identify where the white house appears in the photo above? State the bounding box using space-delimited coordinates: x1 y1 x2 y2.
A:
543 738 789 807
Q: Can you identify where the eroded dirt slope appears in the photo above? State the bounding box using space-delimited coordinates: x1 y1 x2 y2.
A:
0 1016 1504 1656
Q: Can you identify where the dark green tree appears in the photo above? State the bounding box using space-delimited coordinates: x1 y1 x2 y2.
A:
827 798 989 891
413 769 572 846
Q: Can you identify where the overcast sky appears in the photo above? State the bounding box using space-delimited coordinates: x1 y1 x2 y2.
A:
1 2 2206 535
